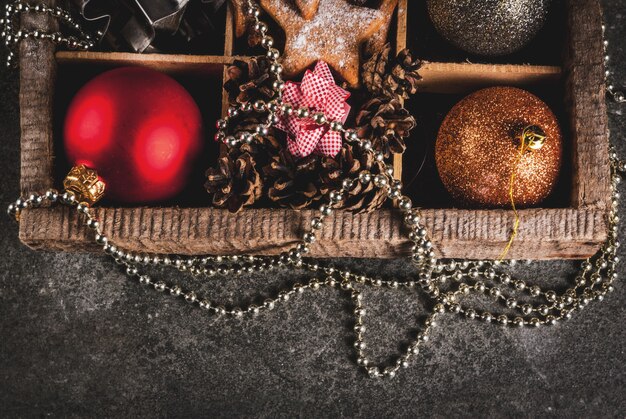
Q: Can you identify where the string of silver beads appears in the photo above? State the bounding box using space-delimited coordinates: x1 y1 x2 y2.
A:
7 158 621 377
0 1 98 67
5 0 623 379
603 24 626 103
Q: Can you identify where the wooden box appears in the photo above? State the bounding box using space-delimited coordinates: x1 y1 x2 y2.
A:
17 0 610 259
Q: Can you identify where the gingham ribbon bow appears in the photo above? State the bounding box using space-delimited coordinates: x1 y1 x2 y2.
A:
276 61 351 158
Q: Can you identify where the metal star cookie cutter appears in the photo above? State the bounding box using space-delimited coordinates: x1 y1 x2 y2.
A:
72 0 226 52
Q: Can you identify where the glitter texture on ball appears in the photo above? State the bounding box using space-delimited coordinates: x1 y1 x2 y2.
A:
427 0 550 56
435 86 562 207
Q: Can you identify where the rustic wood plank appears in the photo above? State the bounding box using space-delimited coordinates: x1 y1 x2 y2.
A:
415 62 561 94
224 0 235 56
19 0 57 194
56 53 561 95
222 2 238 126
19 206 606 260
56 51 241 76
56 52 561 96
395 0 407 52
565 0 611 209
392 0 408 181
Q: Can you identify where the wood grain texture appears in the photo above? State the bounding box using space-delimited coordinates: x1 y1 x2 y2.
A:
416 62 561 94
221 2 235 116
566 0 611 210
19 206 607 259
16 0 611 259
56 51 240 76
224 0 235 56
392 0 408 181
55 52 561 94
19 0 57 194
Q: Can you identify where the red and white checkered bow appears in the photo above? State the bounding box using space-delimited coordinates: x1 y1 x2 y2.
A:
276 61 351 158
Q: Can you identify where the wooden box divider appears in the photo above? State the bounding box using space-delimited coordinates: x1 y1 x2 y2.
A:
17 0 611 260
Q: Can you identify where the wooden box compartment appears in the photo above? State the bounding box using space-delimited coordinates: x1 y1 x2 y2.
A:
17 0 610 259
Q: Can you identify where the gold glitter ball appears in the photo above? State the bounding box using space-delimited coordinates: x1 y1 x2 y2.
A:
435 86 562 207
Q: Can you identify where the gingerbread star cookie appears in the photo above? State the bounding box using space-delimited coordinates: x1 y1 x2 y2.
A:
294 0 320 19
230 0 320 37
260 0 398 87
365 0 398 54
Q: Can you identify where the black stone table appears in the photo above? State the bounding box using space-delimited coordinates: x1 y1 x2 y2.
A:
1 2 624 416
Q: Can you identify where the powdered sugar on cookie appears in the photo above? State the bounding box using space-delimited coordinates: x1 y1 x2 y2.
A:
260 0 397 87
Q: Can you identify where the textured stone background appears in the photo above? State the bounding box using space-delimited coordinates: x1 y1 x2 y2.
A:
1 2 625 417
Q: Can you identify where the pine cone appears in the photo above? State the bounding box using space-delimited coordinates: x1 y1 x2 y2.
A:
205 151 263 212
223 57 277 105
362 43 392 96
356 98 416 157
239 131 282 162
390 48 422 99
230 113 283 159
264 150 323 209
362 44 422 99
320 144 387 212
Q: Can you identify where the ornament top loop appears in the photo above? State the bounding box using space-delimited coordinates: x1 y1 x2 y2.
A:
520 125 547 151
63 165 106 205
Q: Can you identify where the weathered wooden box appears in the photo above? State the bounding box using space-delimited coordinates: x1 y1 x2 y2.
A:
17 0 610 259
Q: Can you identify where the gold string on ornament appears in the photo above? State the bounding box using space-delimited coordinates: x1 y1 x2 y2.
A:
499 125 547 260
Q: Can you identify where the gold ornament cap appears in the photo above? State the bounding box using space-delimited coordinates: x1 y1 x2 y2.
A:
520 125 547 151
63 165 106 205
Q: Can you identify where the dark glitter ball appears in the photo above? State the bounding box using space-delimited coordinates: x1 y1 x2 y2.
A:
427 0 551 56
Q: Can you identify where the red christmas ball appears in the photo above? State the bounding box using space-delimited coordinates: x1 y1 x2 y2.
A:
64 67 203 203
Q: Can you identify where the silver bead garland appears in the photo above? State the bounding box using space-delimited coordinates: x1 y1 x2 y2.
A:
603 24 626 103
4 0 624 379
0 1 98 67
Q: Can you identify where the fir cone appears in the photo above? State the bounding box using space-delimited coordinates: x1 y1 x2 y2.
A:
231 113 283 159
320 144 387 212
230 112 267 134
264 150 323 209
356 98 416 157
205 151 263 212
224 57 277 105
362 44 422 99
238 131 282 162
392 48 422 98
362 43 392 96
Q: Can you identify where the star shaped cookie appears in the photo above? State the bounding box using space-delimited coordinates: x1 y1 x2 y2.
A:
260 0 398 87
365 0 397 54
294 0 320 19
230 0 320 40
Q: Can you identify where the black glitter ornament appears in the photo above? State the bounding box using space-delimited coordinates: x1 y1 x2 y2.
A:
427 0 550 56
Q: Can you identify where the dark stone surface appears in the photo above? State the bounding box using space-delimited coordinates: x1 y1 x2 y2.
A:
1 2 625 417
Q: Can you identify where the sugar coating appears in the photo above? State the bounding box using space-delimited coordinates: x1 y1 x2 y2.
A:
261 0 397 86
